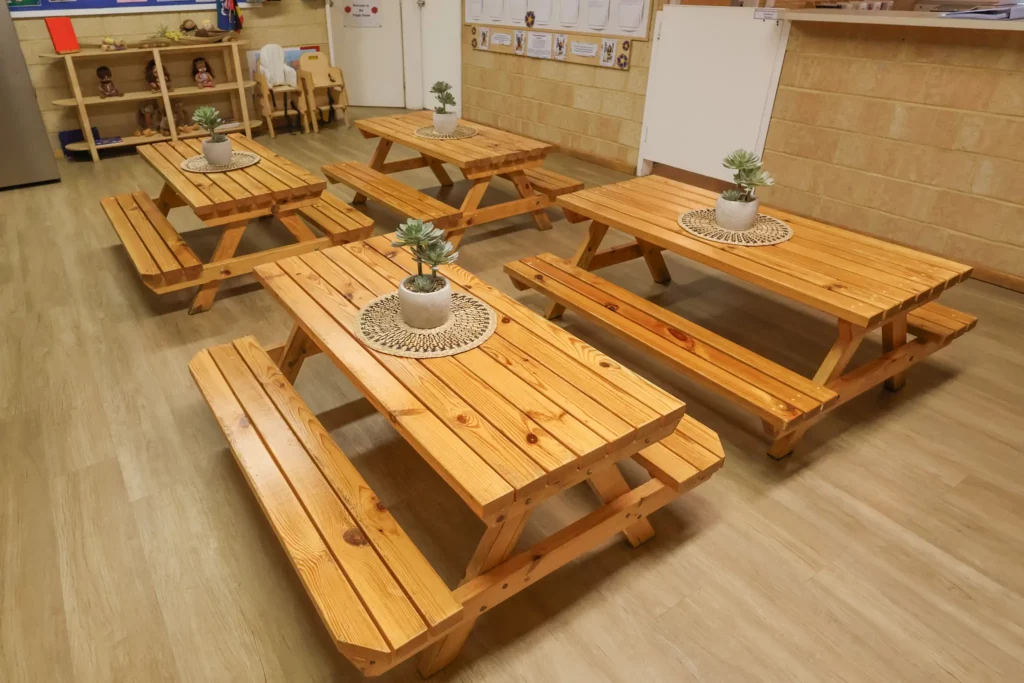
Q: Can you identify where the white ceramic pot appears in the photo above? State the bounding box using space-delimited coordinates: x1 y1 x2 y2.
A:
202 137 233 166
715 195 760 232
432 111 459 135
399 276 452 329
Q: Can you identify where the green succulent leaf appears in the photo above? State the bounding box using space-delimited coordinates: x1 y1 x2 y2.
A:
430 80 456 114
721 148 772 201
192 105 226 141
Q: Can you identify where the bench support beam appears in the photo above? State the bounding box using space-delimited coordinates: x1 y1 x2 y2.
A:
190 222 247 314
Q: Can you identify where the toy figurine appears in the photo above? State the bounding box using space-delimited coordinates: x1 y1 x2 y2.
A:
136 104 162 137
145 59 172 92
192 57 215 88
180 19 198 35
99 37 126 51
96 66 123 99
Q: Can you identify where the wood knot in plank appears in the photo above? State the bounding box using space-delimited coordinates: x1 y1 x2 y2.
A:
603 303 618 312
343 528 369 546
374 499 387 512
668 328 694 349
599 361 611 368
501 316 511 324
456 413 470 424
526 433 539 444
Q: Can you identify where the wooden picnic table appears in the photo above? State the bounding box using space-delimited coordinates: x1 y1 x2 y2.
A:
105 134 371 313
322 111 582 248
247 234 724 676
509 175 976 457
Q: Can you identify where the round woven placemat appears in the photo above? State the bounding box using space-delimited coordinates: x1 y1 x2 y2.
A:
180 151 260 173
355 291 497 359
413 125 479 141
677 208 793 247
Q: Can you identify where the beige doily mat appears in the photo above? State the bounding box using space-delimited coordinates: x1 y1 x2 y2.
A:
355 291 497 359
413 125 479 141
180 151 260 173
677 208 793 247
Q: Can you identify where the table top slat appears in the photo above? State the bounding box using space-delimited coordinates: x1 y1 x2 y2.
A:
593 184 905 318
179 138 273 201
356 112 554 172
169 140 252 205
290 252 550 495
229 134 326 191
363 235 686 425
253 260 515 519
335 243 583 474
137 144 213 210
560 180 894 327
148 142 235 206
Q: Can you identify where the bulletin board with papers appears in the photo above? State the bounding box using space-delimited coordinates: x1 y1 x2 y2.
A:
470 24 634 70
465 0 652 41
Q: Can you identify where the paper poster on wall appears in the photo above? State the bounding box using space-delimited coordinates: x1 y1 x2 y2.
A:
559 0 579 27
467 0 483 20
570 40 598 58
343 3 381 28
618 0 644 30
528 0 551 25
526 31 552 59
509 0 526 23
600 38 616 66
478 27 490 49
486 0 505 20
553 34 568 60
514 30 526 55
491 31 512 46
587 0 610 29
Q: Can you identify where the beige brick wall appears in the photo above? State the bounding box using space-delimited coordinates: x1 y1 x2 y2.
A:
761 23 1024 281
15 1 328 153
461 1 663 172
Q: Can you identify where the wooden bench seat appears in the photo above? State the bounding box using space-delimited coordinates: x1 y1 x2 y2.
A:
297 192 374 244
514 168 584 200
635 415 725 492
102 192 202 290
189 336 463 675
322 161 461 229
506 253 840 432
907 302 977 344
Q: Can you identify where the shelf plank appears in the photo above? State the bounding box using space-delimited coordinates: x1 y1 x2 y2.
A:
54 81 256 108
43 40 249 60
778 9 1024 32
64 121 262 153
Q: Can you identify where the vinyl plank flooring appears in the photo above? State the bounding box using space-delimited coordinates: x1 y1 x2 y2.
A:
0 106 1022 682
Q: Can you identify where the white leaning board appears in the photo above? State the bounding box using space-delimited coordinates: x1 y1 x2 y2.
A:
466 0 652 39
637 6 790 179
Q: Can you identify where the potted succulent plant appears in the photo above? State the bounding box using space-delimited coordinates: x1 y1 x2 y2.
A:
192 105 232 166
430 80 458 135
392 219 459 329
715 149 774 232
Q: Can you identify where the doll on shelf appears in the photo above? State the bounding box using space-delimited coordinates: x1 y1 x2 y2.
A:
192 57 215 89
96 66 123 99
145 60 172 92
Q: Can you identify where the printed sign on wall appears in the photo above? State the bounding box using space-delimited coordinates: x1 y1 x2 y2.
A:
343 2 381 28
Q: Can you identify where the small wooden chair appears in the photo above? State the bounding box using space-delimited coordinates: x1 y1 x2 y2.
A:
298 52 350 131
254 57 309 138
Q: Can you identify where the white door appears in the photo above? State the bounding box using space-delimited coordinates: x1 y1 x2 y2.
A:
330 1 406 107
418 0 462 115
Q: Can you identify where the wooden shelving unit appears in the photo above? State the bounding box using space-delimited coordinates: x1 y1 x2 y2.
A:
51 41 256 163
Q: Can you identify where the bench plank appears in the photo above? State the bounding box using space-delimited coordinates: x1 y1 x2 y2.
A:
103 193 203 289
298 193 374 244
207 342 431 652
519 168 583 200
323 161 461 228
189 348 392 661
507 255 839 431
101 196 162 284
907 302 977 343
131 192 202 277
634 415 726 492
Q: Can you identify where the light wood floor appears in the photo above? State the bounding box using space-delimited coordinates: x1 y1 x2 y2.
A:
3 108 1023 683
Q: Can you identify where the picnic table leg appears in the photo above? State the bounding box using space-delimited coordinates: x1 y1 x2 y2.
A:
189 222 247 314
508 170 553 232
637 238 671 284
767 321 866 458
587 464 655 546
883 313 908 392
278 213 319 243
154 183 184 216
423 154 454 187
353 138 393 204
546 221 609 320
274 324 319 383
417 512 532 677
446 178 491 250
